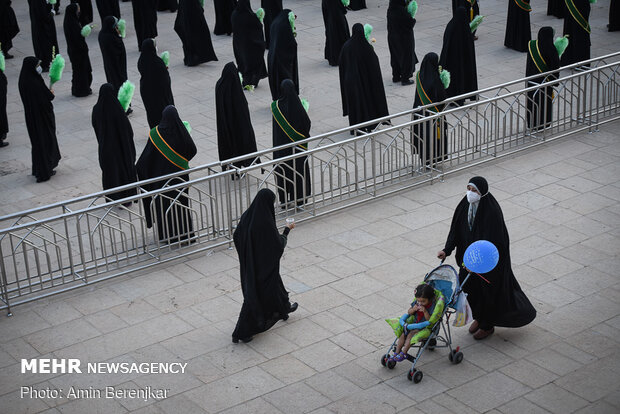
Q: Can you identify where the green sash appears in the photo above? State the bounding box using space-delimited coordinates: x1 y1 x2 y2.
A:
416 72 440 113
271 101 308 150
148 127 189 170
528 40 548 73
564 0 591 33
513 0 532 12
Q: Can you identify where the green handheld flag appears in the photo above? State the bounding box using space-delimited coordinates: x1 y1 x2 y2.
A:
554 35 569 58
0 50 4 73
117 80 135 112
470 15 484 33
407 1 418 19
364 24 373 42
81 25 92 38
256 8 265 23
118 19 126 38
288 11 296 36
160 51 170 66
183 121 192 134
301 98 309 112
341 0 350 6
439 68 451 89
49 0 56 4
49 54 65 86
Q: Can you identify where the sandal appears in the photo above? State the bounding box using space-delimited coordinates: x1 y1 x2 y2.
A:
393 352 406 362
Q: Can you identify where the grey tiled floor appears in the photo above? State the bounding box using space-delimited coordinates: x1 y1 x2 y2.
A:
0 0 619 413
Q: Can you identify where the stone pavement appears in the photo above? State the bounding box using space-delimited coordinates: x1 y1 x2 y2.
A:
0 120 619 413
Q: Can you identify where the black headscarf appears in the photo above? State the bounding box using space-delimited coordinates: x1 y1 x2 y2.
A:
504 0 532 52
0 0 20 55
231 0 267 87
526 26 560 78
322 0 350 67
232 188 291 340
157 0 178 11
98 16 127 91
387 0 418 81
261 0 282 49
95 0 120 21
64 3 93 97
215 62 259 168
214 0 237 35
267 9 299 100
443 176 536 328
338 23 389 129
92 83 137 200
138 38 175 128
18 57 61 182
132 0 158 51
70 0 94 25
440 7 477 104
561 0 591 65
174 0 218 66
28 0 60 70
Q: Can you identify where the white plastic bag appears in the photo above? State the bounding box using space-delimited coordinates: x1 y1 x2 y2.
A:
453 292 473 327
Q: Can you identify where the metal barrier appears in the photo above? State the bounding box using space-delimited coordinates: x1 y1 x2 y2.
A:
1 53 619 314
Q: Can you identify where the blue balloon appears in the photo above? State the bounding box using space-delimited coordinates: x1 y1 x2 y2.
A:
463 240 499 273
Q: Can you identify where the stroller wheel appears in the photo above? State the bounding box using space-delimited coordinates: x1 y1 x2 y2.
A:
387 359 396 369
454 351 464 364
408 369 423 383
428 338 437 350
380 355 387 367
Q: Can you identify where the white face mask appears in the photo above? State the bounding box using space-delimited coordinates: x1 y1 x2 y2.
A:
36 66 43 74
467 190 481 204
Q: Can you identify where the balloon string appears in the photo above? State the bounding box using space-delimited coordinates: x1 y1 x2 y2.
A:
474 272 491 284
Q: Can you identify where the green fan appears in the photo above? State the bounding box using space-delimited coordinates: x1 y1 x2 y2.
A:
256 8 265 23
81 25 92 38
289 11 296 37
183 121 192 134
0 49 4 73
554 35 569 58
117 19 126 38
301 98 309 112
470 15 484 33
439 68 451 89
364 24 373 42
341 0 350 6
407 1 418 19
160 51 170 66
49 53 65 86
117 80 135 112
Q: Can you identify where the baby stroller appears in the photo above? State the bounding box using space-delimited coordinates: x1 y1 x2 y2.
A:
380 263 465 383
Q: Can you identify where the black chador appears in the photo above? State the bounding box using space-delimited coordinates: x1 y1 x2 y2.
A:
452 0 479 35
175 0 218 66
138 38 174 128
547 0 564 18
413 52 448 164
267 9 299 100
232 189 295 343
91 83 137 201
157 0 178 11
136 106 197 243
561 0 591 66
98 16 127 91
440 7 477 104
0 63 8 146
322 0 350 67
64 4 93 97
272 79 311 206
338 23 389 131
215 62 259 168
0 0 20 58
387 0 418 84
231 0 267 88
95 0 120 21
443 176 536 330
214 0 237 35
526 27 560 130
611 0 620 31
261 0 282 49
70 0 94 25
18 57 61 183
349 0 366 11
504 0 532 52
132 0 158 51
28 0 60 71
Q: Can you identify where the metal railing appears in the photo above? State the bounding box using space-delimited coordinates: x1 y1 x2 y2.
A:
1 52 619 314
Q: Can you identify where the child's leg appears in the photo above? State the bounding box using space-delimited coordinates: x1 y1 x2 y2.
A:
402 330 418 354
394 333 406 354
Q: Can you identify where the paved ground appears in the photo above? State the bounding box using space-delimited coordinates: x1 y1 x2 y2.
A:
0 0 619 413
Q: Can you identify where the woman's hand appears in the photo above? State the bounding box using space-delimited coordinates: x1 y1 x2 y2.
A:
286 222 295 230
437 250 446 260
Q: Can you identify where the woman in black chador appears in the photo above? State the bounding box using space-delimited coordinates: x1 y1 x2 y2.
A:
349 0 366 11
232 188 298 343
322 0 350 67
0 55 9 147
611 0 620 31
18 57 61 183
70 0 93 26
547 0 564 18
213 0 237 35
339 23 389 131
136 106 197 243
157 0 178 11
504 0 532 52
138 38 174 128
267 10 298 100
272 79 311 207
413 52 448 164
561 0 591 66
261 0 282 48
175 0 218 66
95 0 120 21
29 0 60 72
526 27 561 130
387 0 418 84
440 7 477 104
92 83 137 201
231 0 267 88
64 3 93 97
438 176 536 340
132 0 158 51
99 16 128 97
215 62 259 168
0 0 20 59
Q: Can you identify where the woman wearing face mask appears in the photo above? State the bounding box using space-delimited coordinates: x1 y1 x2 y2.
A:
437 176 536 340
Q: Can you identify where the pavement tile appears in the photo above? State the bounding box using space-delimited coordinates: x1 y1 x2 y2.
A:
264 382 331 413
447 371 531 413
524 383 589 414
294 339 355 372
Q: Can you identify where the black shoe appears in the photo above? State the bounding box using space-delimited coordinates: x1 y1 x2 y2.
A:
289 302 298 313
401 79 414 86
